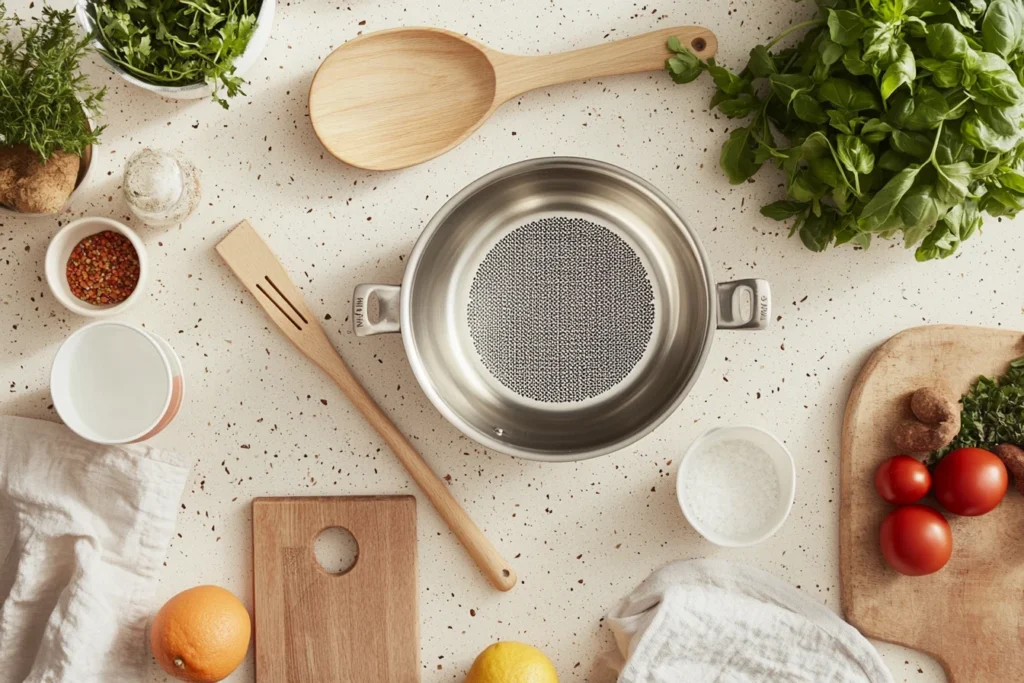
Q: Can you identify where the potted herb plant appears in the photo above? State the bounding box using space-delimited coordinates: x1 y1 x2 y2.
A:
0 3 104 215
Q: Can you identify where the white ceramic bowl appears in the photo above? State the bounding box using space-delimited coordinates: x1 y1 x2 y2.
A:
45 216 148 317
51 321 185 444
76 0 275 100
676 425 796 547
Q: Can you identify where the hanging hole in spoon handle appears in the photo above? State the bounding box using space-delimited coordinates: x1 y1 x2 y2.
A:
716 279 771 330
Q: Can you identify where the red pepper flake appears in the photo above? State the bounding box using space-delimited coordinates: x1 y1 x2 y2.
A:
66 231 140 306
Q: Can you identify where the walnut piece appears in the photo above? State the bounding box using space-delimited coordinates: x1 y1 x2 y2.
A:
994 444 1024 495
891 387 961 454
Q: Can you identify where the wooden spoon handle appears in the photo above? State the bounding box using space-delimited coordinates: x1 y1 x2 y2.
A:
319 351 518 592
492 26 717 101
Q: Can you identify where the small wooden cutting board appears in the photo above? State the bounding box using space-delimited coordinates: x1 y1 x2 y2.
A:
840 325 1024 683
252 496 419 682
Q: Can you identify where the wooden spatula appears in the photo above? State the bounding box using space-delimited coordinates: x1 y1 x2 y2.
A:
216 220 516 591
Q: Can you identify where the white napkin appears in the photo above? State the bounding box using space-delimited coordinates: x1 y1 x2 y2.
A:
606 559 893 683
0 416 190 683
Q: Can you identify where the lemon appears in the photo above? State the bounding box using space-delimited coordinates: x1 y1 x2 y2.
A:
465 642 558 683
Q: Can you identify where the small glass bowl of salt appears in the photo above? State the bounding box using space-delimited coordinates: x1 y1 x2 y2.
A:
676 426 796 547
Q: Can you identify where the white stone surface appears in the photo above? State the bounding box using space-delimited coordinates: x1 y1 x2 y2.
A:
3 0 1021 681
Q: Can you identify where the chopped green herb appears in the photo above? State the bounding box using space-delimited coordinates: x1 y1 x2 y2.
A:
87 0 261 108
932 356 1024 463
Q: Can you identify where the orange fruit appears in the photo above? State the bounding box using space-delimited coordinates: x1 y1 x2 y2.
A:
149 585 251 682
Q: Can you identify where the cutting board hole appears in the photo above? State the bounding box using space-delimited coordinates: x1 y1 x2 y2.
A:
313 526 359 575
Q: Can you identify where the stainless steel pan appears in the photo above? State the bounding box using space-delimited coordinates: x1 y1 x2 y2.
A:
354 158 770 461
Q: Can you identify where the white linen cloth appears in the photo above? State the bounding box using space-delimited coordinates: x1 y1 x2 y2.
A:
0 416 190 683
606 559 893 683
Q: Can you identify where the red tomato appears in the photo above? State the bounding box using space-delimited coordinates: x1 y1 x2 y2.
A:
932 447 1008 516
874 455 931 504
879 505 952 576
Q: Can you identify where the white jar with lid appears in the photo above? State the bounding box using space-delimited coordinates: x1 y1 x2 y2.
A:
123 148 201 227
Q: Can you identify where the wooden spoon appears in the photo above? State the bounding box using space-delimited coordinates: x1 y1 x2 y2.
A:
309 26 717 171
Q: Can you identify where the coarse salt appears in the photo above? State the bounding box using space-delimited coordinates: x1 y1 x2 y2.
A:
683 438 781 540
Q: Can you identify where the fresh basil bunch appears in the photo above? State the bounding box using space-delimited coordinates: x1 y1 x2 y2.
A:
667 0 1024 260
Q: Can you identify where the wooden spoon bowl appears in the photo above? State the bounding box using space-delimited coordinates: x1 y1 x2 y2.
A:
309 26 716 171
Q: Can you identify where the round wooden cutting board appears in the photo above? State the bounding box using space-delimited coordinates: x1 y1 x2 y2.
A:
840 325 1024 683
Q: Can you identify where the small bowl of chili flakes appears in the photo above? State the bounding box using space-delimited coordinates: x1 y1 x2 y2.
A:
45 217 148 317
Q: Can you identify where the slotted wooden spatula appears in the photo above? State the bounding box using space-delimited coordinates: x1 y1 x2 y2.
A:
216 220 516 591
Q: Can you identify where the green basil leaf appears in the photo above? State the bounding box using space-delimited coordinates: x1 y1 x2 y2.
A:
933 124 974 164
788 169 829 202
706 61 749 95
925 23 969 58
842 44 873 75
934 61 961 88
809 155 847 188
859 166 922 230
747 45 777 77
898 185 941 246
799 210 839 251
760 200 809 220
982 0 1024 58
986 185 1024 210
879 148 912 170
827 9 866 46
1000 168 1024 191
909 0 949 14
952 199 983 240
892 129 934 158
888 86 967 131
862 25 897 64
820 78 880 111
820 37 845 66
936 161 973 202
769 72 815 105
827 109 857 134
981 185 1024 214
909 0 953 16
861 118 894 142
716 93 761 117
881 42 917 100
799 130 833 160
837 134 876 174
949 3 979 29
965 50 1024 105
915 221 959 259
720 126 763 183
961 103 1024 151
872 0 912 23
667 47 705 84
971 154 1003 176
833 183 854 212
793 93 829 123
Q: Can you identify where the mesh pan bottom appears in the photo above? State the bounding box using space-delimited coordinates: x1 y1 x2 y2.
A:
467 216 655 403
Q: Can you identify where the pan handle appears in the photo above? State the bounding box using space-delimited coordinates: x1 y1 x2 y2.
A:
353 284 401 336
716 279 771 330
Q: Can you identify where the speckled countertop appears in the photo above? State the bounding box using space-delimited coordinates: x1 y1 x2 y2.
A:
2 0 1021 681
